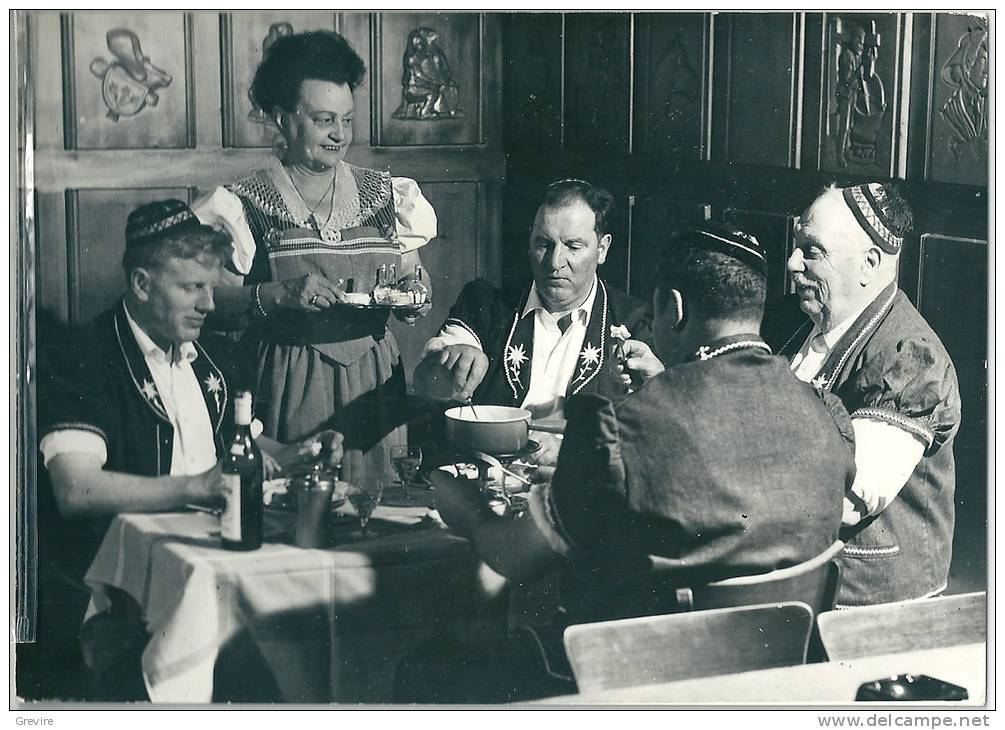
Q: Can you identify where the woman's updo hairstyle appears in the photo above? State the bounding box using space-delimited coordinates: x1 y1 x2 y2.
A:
251 30 366 114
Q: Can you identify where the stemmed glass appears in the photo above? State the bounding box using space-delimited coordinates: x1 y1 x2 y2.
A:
347 480 386 538
390 444 423 495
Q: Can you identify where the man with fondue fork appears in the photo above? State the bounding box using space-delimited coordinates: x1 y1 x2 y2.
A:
409 224 853 703
412 178 660 465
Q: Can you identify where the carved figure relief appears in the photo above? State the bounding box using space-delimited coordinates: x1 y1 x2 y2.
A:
89 29 172 122
248 22 294 126
939 21 988 159
830 18 886 167
392 27 463 120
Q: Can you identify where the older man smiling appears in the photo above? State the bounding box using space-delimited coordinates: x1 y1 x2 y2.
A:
764 182 961 607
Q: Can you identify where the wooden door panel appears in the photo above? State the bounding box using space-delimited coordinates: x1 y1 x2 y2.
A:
221 12 340 148
915 234 987 591
564 13 631 154
711 13 799 167
635 13 709 160
67 187 192 323
63 12 193 149
388 181 481 377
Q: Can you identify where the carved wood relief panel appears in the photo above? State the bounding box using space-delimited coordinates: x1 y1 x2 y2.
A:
817 13 903 178
926 14 988 186
564 13 631 154
711 13 800 168
62 12 193 150
371 13 482 146
221 12 339 148
66 187 193 323
635 13 708 160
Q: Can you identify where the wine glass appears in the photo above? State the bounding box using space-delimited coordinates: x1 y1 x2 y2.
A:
347 480 385 538
390 444 423 494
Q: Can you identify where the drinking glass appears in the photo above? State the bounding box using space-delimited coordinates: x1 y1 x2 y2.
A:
347 480 385 538
390 445 423 493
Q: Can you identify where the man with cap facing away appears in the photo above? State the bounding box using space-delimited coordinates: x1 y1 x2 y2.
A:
410 224 854 702
763 183 961 607
35 199 342 699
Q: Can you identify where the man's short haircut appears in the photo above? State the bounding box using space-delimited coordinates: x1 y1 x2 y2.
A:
540 178 615 238
656 231 768 322
122 227 233 276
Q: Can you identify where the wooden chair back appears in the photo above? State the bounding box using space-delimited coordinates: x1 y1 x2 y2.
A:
564 601 814 693
670 540 845 616
816 591 987 660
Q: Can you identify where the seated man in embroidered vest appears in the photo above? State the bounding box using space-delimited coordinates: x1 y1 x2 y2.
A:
409 225 853 702
762 183 961 607
413 178 660 464
35 200 343 699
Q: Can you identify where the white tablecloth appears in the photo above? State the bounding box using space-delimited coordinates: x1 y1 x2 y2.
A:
83 507 492 703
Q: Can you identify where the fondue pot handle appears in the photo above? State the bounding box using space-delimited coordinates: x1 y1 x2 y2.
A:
528 419 566 435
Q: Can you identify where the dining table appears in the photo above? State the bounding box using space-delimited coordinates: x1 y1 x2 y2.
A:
81 499 505 704
535 642 987 705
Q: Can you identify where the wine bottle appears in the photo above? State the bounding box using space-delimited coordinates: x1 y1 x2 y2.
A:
221 391 264 551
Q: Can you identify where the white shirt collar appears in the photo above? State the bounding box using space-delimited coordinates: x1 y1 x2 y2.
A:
123 302 198 366
812 296 876 352
522 276 598 327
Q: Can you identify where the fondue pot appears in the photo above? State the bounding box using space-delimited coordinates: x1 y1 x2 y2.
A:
444 405 565 456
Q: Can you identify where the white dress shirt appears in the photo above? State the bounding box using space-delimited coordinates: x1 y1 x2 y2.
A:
39 305 219 476
789 299 925 525
424 277 599 420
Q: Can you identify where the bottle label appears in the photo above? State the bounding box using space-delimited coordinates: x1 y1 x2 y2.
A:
221 473 242 541
234 392 253 426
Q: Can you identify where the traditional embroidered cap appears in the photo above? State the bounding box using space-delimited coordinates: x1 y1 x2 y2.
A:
841 183 910 254
682 223 768 277
125 199 210 248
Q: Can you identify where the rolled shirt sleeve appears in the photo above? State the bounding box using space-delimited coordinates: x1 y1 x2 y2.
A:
39 429 108 468
392 177 437 253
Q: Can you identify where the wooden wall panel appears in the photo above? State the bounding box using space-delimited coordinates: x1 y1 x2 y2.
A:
635 13 708 160
722 209 795 301
502 13 562 153
712 13 799 168
220 12 339 148
814 12 903 178
388 181 480 377
35 193 69 322
564 13 631 154
915 234 987 592
372 13 482 146
67 187 192 324
63 12 193 150
925 14 988 186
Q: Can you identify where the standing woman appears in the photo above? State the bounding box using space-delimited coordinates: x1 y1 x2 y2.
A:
196 31 436 486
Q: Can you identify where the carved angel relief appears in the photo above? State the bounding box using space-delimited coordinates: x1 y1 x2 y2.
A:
829 18 886 168
392 27 463 120
89 29 172 122
939 21 988 159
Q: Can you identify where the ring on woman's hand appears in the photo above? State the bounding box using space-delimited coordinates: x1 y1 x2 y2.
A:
310 294 320 306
